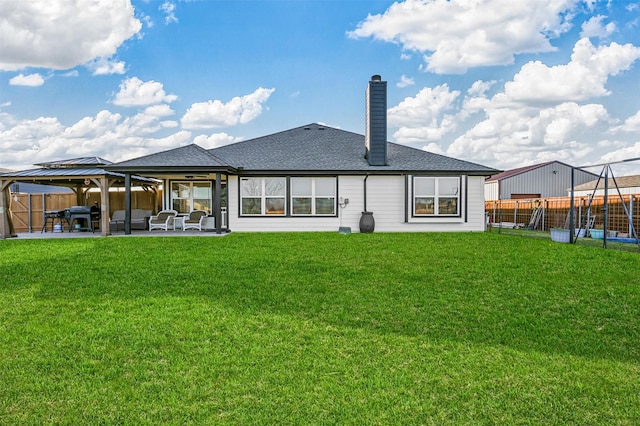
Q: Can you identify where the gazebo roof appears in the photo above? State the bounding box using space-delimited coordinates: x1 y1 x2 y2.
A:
34 157 113 168
0 157 159 187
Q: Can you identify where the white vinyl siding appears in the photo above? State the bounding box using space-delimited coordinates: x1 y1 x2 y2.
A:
228 175 487 232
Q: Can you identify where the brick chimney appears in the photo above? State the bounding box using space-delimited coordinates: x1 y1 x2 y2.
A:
365 74 387 166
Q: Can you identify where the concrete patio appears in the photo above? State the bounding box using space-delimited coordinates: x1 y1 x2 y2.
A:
12 229 230 239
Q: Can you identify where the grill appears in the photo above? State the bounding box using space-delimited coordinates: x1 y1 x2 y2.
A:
41 210 69 233
65 206 96 232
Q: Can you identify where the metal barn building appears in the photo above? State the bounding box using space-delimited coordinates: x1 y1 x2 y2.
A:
485 161 598 201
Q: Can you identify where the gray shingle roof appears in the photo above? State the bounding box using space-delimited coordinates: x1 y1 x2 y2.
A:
210 123 499 175
103 123 499 175
111 143 229 170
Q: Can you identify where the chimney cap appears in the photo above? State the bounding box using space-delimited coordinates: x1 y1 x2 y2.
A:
370 74 382 82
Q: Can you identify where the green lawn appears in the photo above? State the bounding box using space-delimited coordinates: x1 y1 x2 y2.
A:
1 232 639 424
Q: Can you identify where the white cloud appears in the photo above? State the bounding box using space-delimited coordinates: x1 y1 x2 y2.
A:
112 77 178 107
388 84 461 143
348 0 580 74
467 80 495 98
618 111 640 132
0 84 272 170
423 37 640 170
143 104 175 118
604 142 640 161
181 87 275 129
497 38 640 104
445 102 612 169
61 70 79 78
85 57 126 75
193 133 243 149
597 141 640 175
396 75 415 88
580 15 616 38
160 1 178 24
9 73 45 87
421 142 445 155
462 80 496 112
385 33 640 171
142 15 154 28
0 108 196 169
0 0 141 71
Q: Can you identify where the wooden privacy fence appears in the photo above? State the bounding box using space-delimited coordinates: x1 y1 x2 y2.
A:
486 194 639 236
9 191 159 233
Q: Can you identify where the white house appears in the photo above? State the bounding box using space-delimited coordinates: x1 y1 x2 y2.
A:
104 76 499 234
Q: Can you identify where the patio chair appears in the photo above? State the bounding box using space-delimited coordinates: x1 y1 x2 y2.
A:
182 210 208 231
148 209 178 231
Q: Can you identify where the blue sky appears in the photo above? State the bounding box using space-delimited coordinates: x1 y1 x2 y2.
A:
1 0 639 175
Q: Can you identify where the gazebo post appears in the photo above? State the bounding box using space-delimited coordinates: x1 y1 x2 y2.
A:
74 184 86 206
215 172 222 234
0 180 16 239
124 173 132 235
92 176 111 236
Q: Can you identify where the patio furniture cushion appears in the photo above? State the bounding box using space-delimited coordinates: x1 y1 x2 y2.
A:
149 209 178 231
109 209 153 231
183 210 208 231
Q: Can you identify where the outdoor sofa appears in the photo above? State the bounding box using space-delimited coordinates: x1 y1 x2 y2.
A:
109 209 153 231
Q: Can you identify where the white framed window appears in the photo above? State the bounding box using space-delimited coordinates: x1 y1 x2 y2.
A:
240 177 286 216
291 177 336 216
171 181 212 214
413 176 460 216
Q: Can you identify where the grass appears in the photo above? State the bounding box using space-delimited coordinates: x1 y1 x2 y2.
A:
1 232 639 424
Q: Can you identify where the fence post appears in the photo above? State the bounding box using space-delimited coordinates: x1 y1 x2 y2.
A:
492 201 496 225
630 195 634 236
28 193 32 232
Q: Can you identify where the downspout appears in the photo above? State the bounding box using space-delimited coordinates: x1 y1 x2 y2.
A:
404 174 408 223
359 174 375 233
363 174 369 212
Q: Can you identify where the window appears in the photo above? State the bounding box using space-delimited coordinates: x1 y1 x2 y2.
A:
240 178 286 215
171 181 212 214
414 176 460 216
291 177 336 216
